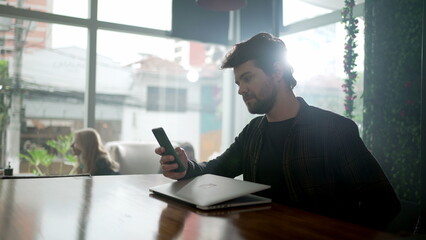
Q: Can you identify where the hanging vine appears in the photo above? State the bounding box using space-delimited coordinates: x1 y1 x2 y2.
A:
341 0 359 119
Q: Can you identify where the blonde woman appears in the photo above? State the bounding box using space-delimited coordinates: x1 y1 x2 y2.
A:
71 128 120 175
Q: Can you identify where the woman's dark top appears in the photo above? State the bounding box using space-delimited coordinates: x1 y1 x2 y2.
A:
94 155 120 176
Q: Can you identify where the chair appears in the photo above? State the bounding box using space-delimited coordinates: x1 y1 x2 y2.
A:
386 200 420 235
414 213 426 235
105 141 167 175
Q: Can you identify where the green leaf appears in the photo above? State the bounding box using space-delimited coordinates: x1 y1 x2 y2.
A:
20 147 55 168
46 133 74 158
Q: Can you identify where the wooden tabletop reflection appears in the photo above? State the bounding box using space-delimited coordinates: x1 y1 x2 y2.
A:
0 174 398 240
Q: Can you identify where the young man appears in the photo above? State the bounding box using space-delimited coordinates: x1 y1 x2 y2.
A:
155 32 400 230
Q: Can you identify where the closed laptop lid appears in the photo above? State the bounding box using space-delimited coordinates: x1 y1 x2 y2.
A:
149 174 271 208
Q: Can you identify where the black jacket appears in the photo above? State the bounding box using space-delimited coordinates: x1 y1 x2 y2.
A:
185 97 400 229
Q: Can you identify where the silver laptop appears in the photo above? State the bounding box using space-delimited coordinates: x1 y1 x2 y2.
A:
149 174 271 210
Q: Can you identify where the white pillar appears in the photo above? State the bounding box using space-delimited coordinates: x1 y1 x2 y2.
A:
5 92 21 171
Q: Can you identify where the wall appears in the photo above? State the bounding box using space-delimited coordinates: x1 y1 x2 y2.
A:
364 0 422 206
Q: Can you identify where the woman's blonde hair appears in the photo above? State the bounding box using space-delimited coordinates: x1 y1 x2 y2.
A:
73 128 119 174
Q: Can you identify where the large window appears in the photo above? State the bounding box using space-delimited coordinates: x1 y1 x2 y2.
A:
0 1 225 174
0 16 88 173
283 0 332 25
98 0 172 30
284 20 365 125
281 1 365 127
0 0 365 174
0 0 89 18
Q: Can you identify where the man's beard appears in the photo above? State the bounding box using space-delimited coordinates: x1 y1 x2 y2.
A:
244 87 277 114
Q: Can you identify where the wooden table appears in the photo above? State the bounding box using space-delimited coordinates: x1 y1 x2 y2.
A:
0 174 398 240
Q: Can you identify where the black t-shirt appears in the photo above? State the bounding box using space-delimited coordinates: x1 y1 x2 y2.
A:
256 117 295 204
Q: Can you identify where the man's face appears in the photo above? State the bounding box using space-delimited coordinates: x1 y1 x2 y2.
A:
234 60 277 114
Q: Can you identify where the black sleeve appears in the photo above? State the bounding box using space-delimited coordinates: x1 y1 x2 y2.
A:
335 119 401 230
182 118 261 179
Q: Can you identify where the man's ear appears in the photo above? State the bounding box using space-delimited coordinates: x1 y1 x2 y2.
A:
272 61 285 81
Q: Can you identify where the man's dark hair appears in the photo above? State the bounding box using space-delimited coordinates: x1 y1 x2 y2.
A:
221 32 297 89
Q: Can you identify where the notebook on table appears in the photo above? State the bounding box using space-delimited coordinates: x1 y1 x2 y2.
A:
149 174 271 210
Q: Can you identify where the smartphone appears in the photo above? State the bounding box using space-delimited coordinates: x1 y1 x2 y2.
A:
152 127 186 172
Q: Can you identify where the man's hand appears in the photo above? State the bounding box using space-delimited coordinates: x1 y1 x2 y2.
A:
155 147 188 180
